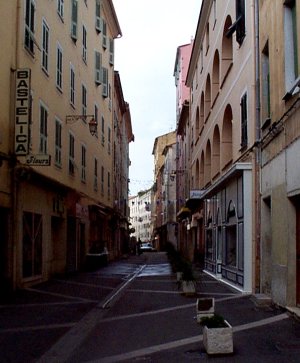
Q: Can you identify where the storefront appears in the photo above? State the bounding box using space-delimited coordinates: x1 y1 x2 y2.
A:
202 163 253 292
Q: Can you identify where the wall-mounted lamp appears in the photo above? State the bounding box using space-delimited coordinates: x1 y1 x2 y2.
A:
66 115 97 136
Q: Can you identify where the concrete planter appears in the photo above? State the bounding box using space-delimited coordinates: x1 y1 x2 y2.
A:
181 280 196 296
196 297 215 323
176 271 183 282
203 320 233 355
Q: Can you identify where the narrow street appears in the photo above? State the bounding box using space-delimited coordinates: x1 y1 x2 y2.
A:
1 253 300 362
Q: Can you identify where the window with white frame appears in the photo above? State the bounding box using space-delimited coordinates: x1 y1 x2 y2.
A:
56 43 63 91
39 103 48 154
81 144 86 182
95 51 102 85
109 39 114 65
69 133 75 175
57 0 64 19
82 25 87 63
102 19 107 48
25 0 35 54
95 0 102 32
42 19 49 73
102 67 108 97
82 84 87 116
71 0 78 40
55 118 62 166
284 0 299 94
70 64 75 107
94 158 98 191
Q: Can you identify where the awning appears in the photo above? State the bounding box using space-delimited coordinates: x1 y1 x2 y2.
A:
176 206 191 219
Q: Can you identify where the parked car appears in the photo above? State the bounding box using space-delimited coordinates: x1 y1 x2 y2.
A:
140 242 156 252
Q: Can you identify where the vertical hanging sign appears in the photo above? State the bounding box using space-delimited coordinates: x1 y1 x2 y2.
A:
15 68 30 155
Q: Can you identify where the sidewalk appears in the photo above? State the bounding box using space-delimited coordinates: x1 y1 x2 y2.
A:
1 252 300 362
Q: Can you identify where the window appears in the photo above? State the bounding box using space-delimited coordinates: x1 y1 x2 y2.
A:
101 166 104 194
82 25 87 63
261 42 271 122
42 19 49 73
95 51 102 85
95 0 102 32
284 0 299 94
240 93 248 148
57 0 64 19
108 126 111 154
25 0 35 54
102 67 108 97
39 103 48 154
205 22 210 54
56 43 63 91
55 118 62 166
101 116 105 145
236 0 245 45
107 171 111 197
70 64 75 107
102 20 107 48
69 133 75 175
109 39 114 65
81 144 86 182
71 0 78 40
94 158 98 191
82 84 87 116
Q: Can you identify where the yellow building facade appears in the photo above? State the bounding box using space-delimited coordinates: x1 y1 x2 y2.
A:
0 0 131 290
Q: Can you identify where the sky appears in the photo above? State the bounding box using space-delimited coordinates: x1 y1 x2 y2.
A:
113 0 202 196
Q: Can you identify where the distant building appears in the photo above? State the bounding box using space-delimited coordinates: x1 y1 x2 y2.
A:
129 189 152 244
152 131 176 250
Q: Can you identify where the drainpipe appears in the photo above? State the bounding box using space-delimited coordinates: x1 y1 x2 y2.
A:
254 0 262 293
11 0 22 289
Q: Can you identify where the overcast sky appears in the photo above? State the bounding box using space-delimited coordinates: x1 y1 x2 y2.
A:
113 0 202 196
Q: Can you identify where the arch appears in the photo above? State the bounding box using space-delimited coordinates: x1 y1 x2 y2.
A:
212 125 221 178
221 15 233 84
200 151 205 188
205 140 212 185
212 50 220 104
200 92 205 134
221 104 233 169
225 199 237 267
205 74 211 121
195 107 200 139
195 158 200 188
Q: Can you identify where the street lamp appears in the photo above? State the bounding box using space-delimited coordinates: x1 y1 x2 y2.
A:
66 115 97 136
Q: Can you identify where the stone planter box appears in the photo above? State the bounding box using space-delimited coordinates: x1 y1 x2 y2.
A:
176 271 183 282
196 297 215 323
203 320 233 355
181 280 196 296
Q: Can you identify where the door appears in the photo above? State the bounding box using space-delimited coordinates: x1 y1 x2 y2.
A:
296 204 300 306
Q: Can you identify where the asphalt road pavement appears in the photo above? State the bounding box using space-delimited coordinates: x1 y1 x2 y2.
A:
1 252 300 362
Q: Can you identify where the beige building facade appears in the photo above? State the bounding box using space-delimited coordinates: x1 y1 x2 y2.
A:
0 0 132 290
186 0 258 293
259 0 300 308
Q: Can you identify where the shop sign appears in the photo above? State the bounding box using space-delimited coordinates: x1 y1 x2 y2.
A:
190 189 205 199
25 154 51 166
76 203 89 219
15 69 31 155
